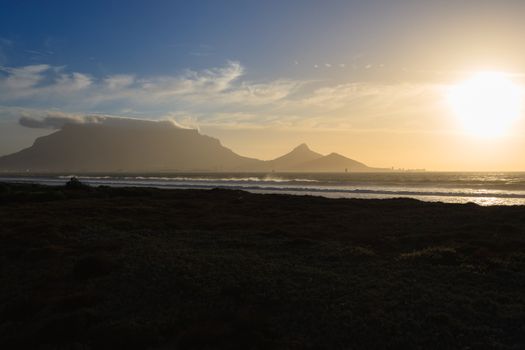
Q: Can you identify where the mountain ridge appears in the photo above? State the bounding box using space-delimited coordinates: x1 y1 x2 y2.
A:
0 121 386 172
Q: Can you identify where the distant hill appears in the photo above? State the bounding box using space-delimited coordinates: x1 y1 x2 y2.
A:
0 118 385 172
266 143 323 171
291 152 371 172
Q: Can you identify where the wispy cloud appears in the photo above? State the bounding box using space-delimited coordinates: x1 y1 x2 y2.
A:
0 61 450 132
104 74 135 90
0 64 92 101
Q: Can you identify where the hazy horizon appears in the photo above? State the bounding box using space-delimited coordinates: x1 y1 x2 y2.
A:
2 1 525 171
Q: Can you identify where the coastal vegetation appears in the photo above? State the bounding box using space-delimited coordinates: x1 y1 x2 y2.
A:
1 183 525 348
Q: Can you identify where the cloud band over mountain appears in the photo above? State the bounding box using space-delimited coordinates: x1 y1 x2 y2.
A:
19 113 103 129
18 113 189 130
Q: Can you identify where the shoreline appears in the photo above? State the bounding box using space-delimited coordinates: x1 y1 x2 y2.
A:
2 175 525 206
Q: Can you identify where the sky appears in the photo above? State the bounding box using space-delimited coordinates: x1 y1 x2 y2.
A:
1 0 525 170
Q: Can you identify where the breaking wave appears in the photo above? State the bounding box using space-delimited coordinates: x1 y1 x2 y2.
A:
4 172 525 206
58 175 319 183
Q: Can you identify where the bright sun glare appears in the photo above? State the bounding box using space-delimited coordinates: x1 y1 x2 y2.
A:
447 72 524 137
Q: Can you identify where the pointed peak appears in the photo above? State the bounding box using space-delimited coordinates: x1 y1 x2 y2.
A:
293 143 310 151
270 143 322 165
326 152 345 158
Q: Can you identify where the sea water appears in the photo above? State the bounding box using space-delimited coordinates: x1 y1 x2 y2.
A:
2 172 525 206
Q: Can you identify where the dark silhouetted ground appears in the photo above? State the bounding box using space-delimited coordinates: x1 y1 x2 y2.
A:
1 183 525 349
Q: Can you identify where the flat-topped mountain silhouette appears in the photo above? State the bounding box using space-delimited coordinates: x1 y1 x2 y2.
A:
0 118 385 172
0 122 260 172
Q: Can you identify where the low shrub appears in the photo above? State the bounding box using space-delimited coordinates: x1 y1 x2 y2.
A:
399 246 459 265
65 177 88 189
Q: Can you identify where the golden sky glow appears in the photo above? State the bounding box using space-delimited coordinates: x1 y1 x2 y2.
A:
2 2 525 171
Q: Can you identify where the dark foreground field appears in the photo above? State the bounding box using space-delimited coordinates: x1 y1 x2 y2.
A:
1 183 525 349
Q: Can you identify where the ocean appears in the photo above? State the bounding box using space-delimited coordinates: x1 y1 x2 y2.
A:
3 172 525 206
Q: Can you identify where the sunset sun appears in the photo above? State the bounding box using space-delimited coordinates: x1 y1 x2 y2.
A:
447 72 524 137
